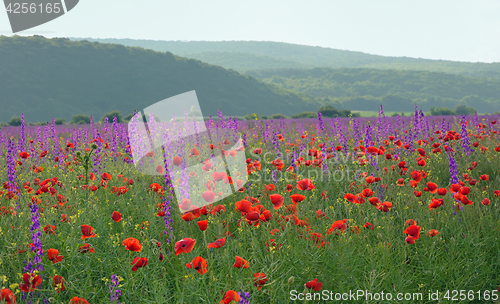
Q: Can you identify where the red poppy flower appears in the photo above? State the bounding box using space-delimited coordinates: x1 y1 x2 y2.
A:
270 194 284 210
186 256 207 275
188 148 200 158
122 237 143 252
219 290 240 304
39 150 48 158
235 199 253 214
70 297 90 304
181 211 200 221
461 196 473 205
427 229 439 237
20 273 42 292
172 156 182 166
253 272 267 290
212 171 227 182
155 165 164 174
246 211 260 221
263 184 275 195
60 214 70 223
271 159 285 171
290 194 306 204
47 248 63 264
175 238 196 255
52 275 65 293
361 188 374 198
377 201 393 212
202 191 216 203
297 178 315 191
78 243 95 254
450 184 461 193
404 219 416 226
233 256 249 268
481 198 490 206
350 226 361 234
211 205 226 215
80 225 95 240
252 148 262 154
328 219 347 235
437 188 447 196
43 224 55 235
368 197 380 206
0 288 15 304
459 187 470 196
19 152 30 159
429 198 444 210
305 279 323 291
426 182 438 194
363 222 374 230
404 225 421 240
149 183 162 193
131 257 148 271
315 209 326 219
112 211 122 222
178 198 192 211
101 172 112 181
197 220 208 231
479 174 489 181
207 238 225 249
405 236 415 244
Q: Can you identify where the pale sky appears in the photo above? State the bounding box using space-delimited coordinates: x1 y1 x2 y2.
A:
1 0 499 63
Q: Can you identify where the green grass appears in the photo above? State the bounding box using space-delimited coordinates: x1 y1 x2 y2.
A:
1 119 500 304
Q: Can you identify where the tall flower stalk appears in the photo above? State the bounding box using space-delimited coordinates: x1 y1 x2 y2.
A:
25 202 44 273
109 274 121 303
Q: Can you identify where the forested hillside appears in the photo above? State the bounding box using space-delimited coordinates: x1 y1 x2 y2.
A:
246 68 500 112
0 36 318 123
70 38 500 79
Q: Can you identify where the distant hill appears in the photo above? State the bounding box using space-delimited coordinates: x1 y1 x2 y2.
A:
70 39 500 78
181 52 312 71
0 36 318 123
246 67 500 113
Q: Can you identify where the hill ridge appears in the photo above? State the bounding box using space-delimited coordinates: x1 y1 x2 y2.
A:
69 38 500 78
0 36 317 123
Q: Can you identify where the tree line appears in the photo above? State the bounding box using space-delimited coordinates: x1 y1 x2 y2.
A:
2 106 359 127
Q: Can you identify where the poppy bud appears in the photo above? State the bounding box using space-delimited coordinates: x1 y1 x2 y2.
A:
288 276 295 284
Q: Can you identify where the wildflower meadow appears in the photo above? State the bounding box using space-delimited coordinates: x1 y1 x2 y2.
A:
1 108 500 304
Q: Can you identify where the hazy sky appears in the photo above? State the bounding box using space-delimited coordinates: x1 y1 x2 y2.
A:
1 0 499 63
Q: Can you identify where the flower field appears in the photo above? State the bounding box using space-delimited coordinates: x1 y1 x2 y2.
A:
1 110 500 304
